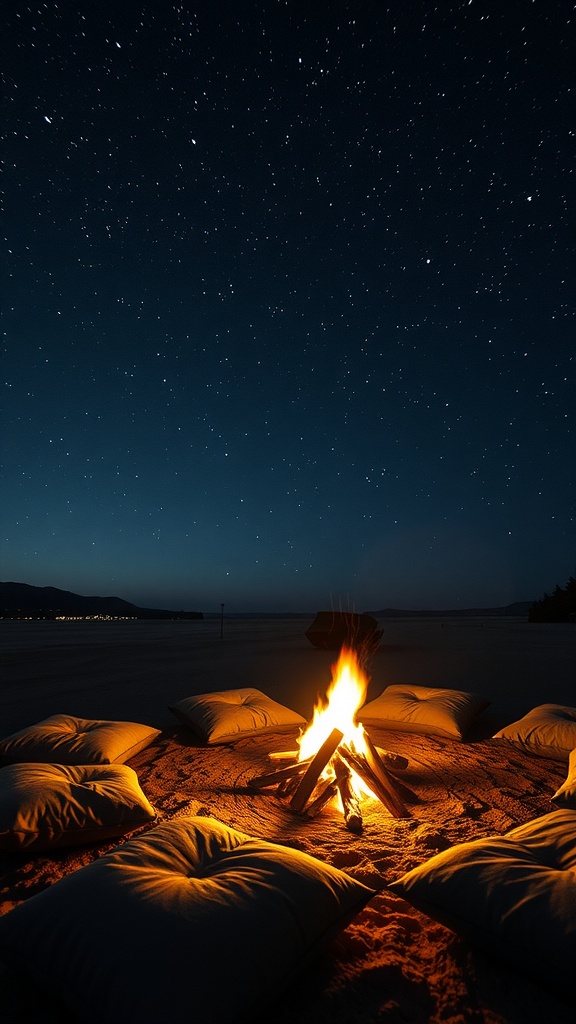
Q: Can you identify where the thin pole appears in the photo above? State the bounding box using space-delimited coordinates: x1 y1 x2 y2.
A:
220 603 224 639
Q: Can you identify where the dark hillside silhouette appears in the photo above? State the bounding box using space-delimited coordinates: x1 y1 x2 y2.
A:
0 582 203 620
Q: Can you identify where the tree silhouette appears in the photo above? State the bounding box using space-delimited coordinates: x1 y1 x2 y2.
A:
528 575 576 623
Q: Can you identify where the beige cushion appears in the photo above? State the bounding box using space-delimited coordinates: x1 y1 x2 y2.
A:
358 684 488 740
170 687 306 744
552 748 576 807
493 703 576 761
389 809 576 998
0 815 373 1024
0 714 160 766
0 762 156 852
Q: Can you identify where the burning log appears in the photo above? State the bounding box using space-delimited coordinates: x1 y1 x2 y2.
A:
303 778 339 818
362 728 410 815
333 754 363 833
247 648 413 827
339 731 409 819
290 728 344 814
276 772 304 800
270 746 409 772
250 730 346 816
248 757 312 791
249 727 409 823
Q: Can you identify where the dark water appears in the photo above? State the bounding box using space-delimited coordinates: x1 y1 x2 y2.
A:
1 617 574 736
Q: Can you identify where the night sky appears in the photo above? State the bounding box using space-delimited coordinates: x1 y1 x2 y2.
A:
2 2 574 613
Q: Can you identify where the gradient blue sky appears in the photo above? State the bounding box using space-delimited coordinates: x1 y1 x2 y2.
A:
2 2 574 613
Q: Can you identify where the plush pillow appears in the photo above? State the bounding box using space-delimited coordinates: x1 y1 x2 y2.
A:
551 748 576 807
0 762 156 852
0 714 161 766
389 809 576 998
169 687 306 744
358 684 488 740
493 704 576 761
0 815 374 1024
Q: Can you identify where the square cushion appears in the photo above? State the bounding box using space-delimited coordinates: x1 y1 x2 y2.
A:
493 704 576 761
389 809 576 998
169 687 307 744
0 762 156 852
358 684 488 740
0 714 161 766
0 815 374 1024
552 748 576 808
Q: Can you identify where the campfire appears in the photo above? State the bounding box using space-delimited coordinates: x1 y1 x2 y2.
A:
249 647 410 831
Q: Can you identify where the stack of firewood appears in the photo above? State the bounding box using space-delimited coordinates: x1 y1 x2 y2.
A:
248 726 411 832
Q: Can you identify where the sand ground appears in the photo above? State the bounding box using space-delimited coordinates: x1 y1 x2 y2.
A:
1 616 575 1023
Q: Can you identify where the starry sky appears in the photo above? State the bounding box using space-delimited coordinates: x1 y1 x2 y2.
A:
2 1 574 614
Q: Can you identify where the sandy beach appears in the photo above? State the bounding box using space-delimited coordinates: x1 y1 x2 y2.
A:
1 616 575 1023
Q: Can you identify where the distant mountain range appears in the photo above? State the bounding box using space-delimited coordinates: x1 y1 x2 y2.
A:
0 582 203 620
369 601 533 618
0 582 533 620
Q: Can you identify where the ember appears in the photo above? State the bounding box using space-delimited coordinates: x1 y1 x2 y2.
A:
249 646 410 831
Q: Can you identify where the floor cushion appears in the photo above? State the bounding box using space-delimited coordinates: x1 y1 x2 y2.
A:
389 809 576 998
552 748 576 808
170 687 306 744
0 815 374 1024
0 762 156 852
493 704 576 761
0 714 161 766
358 684 488 740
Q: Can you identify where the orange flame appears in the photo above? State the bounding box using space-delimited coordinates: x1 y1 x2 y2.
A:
298 646 369 762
